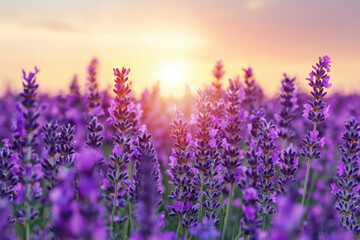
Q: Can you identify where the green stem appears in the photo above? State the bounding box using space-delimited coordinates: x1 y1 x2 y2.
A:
128 162 132 183
301 157 311 206
282 138 287 149
110 164 120 231
125 162 133 236
185 228 189 240
26 194 30 240
305 170 318 208
221 183 234 240
199 173 204 221
176 215 182 239
262 215 266 230
125 198 132 238
301 123 317 207
343 214 346 227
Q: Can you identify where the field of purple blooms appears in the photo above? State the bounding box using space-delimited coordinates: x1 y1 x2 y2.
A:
0 56 360 240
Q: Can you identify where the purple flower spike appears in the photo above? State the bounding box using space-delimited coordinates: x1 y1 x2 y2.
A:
189 218 220 240
257 119 278 217
107 66 139 234
131 131 163 239
0 199 16 239
304 55 332 125
12 67 42 238
56 123 76 168
86 116 104 149
278 144 299 193
0 145 17 201
241 187 261 240
86 58 104 117
241 67 263 112
40 120 59 192
277 74 298 144
222 78 244 184
193 89 222 224
300 56 332 206
211 60 226 100
332 117 360 234
167 109 198 232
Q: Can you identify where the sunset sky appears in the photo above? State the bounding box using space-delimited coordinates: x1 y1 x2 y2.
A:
1 0 360 98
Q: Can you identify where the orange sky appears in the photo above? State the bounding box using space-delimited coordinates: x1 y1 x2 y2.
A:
1 0 360 98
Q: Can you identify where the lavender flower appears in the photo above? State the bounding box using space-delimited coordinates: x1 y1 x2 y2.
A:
132 131 162 239
69 74 80 97
221 78 244 239
107 67 135 233
41 120 59 160
222 78 244 185
332 117 360 233
303 56 332 127
14 67 42 240
56 123 75 168
41 120 59 191
85 58 105 151
300 56 332 206
167 110 198 238
0 199 16 240
86 116 104 149
76 148 108 239
189 218 220 240
270 192 305 240
239 110 265 190
277 144 299 193
211 60 225 101
0 144 16 201
241 187 261 240
248 109 265 143
277 74 298 146
257 119 278 227
50 167 76 238
86 58 104 117
192 89 221 226
241 67 263 113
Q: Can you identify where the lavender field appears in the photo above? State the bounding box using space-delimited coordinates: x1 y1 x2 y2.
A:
0 56 359 240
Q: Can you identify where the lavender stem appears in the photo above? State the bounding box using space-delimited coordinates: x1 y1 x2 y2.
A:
110 164 120 231
221 182 234 240
301 156 311 206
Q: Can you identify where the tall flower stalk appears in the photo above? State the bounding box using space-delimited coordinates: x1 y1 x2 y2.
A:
221 78 244 239
277 74 298 148
257 119 278 229
86 58 104 116
107 67 134 235
85 58 105 149
331 117 360 233
167 109 198 239
242 68 263 113
193 89 215 222
300 55 332 206
211 60 225 101
131 130 162 239
14 67 42 240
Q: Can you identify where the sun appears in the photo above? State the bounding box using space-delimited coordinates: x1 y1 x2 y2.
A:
159 64 184 85
156 60 187 97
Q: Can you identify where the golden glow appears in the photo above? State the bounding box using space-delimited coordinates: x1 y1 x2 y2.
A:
155 60 187 97
1 1 360 97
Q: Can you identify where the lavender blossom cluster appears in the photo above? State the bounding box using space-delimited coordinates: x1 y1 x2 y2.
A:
0 55 359 240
